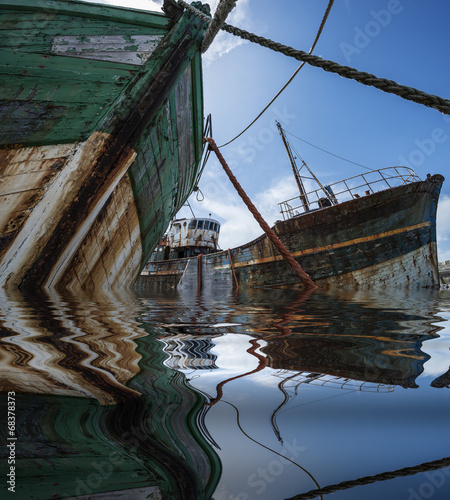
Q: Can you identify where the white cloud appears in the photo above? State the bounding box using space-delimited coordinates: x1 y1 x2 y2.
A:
82 0 250 64
202 0 252 65
254 175 309 223
181 168 304 249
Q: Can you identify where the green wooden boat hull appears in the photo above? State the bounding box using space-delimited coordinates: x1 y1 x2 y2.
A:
0 0 207 291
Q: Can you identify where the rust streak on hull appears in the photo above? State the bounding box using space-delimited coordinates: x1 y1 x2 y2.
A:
213 222 432 269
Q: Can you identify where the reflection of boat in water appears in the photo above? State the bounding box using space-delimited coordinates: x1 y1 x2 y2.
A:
0 289 143 404
138 122 444 290
153 288 450 500
262 332 429 390
0 290 221 499
0 0 209 292
159 289 445 399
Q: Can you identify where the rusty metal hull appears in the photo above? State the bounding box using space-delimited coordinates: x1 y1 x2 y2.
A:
0 1 207 292
137 175 444 290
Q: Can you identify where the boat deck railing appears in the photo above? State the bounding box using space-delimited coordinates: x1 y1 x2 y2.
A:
272 369 395 392
278 166 420 220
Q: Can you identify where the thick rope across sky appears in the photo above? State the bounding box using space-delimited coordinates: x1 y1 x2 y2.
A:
179 1 450 119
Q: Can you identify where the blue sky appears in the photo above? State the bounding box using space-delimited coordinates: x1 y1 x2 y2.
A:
87 0 450 260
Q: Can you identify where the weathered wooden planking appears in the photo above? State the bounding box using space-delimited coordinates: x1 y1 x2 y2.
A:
0 48 136 146
56 175 143 291
0 145 74 253
0 0 207 291
52 34 164 65
0 49 138 82
0 132 111 288
174 65 194 207
0 143 76 168
0 160 65 196
43 146 137 290
0 77 126 105
0 0 171 30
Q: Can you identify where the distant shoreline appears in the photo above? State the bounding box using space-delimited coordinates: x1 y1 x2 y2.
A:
439 261 450 284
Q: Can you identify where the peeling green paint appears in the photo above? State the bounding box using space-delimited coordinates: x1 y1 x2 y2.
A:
0 0 209 288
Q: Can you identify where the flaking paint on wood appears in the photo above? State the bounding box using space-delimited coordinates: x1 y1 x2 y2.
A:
0 132 111 287
56 175 143 291
44 143 137 289
0 0 208 291
52 34 164 65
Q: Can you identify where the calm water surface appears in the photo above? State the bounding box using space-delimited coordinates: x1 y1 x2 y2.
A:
0 286 449 500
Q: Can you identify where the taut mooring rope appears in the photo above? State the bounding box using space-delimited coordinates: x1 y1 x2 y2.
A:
205 137 317 289
219 0 335 148
179 0 450 116
201 0 237 52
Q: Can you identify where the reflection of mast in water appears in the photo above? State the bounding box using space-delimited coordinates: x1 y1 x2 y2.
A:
269 369 396 444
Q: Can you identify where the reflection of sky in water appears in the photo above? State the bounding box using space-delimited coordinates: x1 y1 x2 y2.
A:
421 310 450 377
158 288 450 500
0 287 449 499
187 333 449 500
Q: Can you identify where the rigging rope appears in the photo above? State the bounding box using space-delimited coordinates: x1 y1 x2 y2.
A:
201 0 237 53
285 130 372 171
219 0 335 148
205 137 317 289
284 456 450 500
179 1 450 116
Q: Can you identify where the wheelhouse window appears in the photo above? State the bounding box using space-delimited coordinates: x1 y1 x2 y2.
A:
197 220 204 229
188 219 197 229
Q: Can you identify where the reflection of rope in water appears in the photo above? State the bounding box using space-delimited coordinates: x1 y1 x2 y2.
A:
189 383 322 498
284 456 450 500
271 371 301 444
222 399 323 500
206 338 268 406
197 404 222 451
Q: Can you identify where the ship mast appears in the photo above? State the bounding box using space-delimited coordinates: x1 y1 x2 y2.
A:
276 121 309 212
